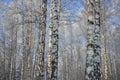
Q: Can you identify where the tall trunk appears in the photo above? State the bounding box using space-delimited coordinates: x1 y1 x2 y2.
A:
93 0 101 79
85 0 101 80
2 24 6 80
47 0 60 80
76 42 82 80
21 12 25 80
69 22 73 80
35 0 47 80
25 21 32 80
25 0 33 80
102 31 108 80
12 7 18 80
14 2 19 79
62 26 67 80
101 1 108 79
9 18 18 80
14 21 18 80
10 25 16 80
107 33 113 80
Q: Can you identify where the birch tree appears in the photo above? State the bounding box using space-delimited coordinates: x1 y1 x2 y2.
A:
85 0 101 80
35 0 47 80
47 0 60 80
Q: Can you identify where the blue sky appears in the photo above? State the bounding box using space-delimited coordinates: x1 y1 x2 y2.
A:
0 0 11 37
2 0 11 4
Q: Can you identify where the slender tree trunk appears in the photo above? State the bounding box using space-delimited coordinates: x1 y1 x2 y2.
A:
101 1 108 79
103 32 108 80
9 25 14 80
69 23 73 80
20 1 26 80
25 22 32 80
21 13 25 80
35 0 47 80
85 0 101 80
2 24 6 80
25 1 33 80
47 0 60 80
14 22 18 80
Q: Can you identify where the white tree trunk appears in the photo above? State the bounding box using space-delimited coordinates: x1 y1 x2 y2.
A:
85 0 101 80
47 0 60 80
35 0 47 80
